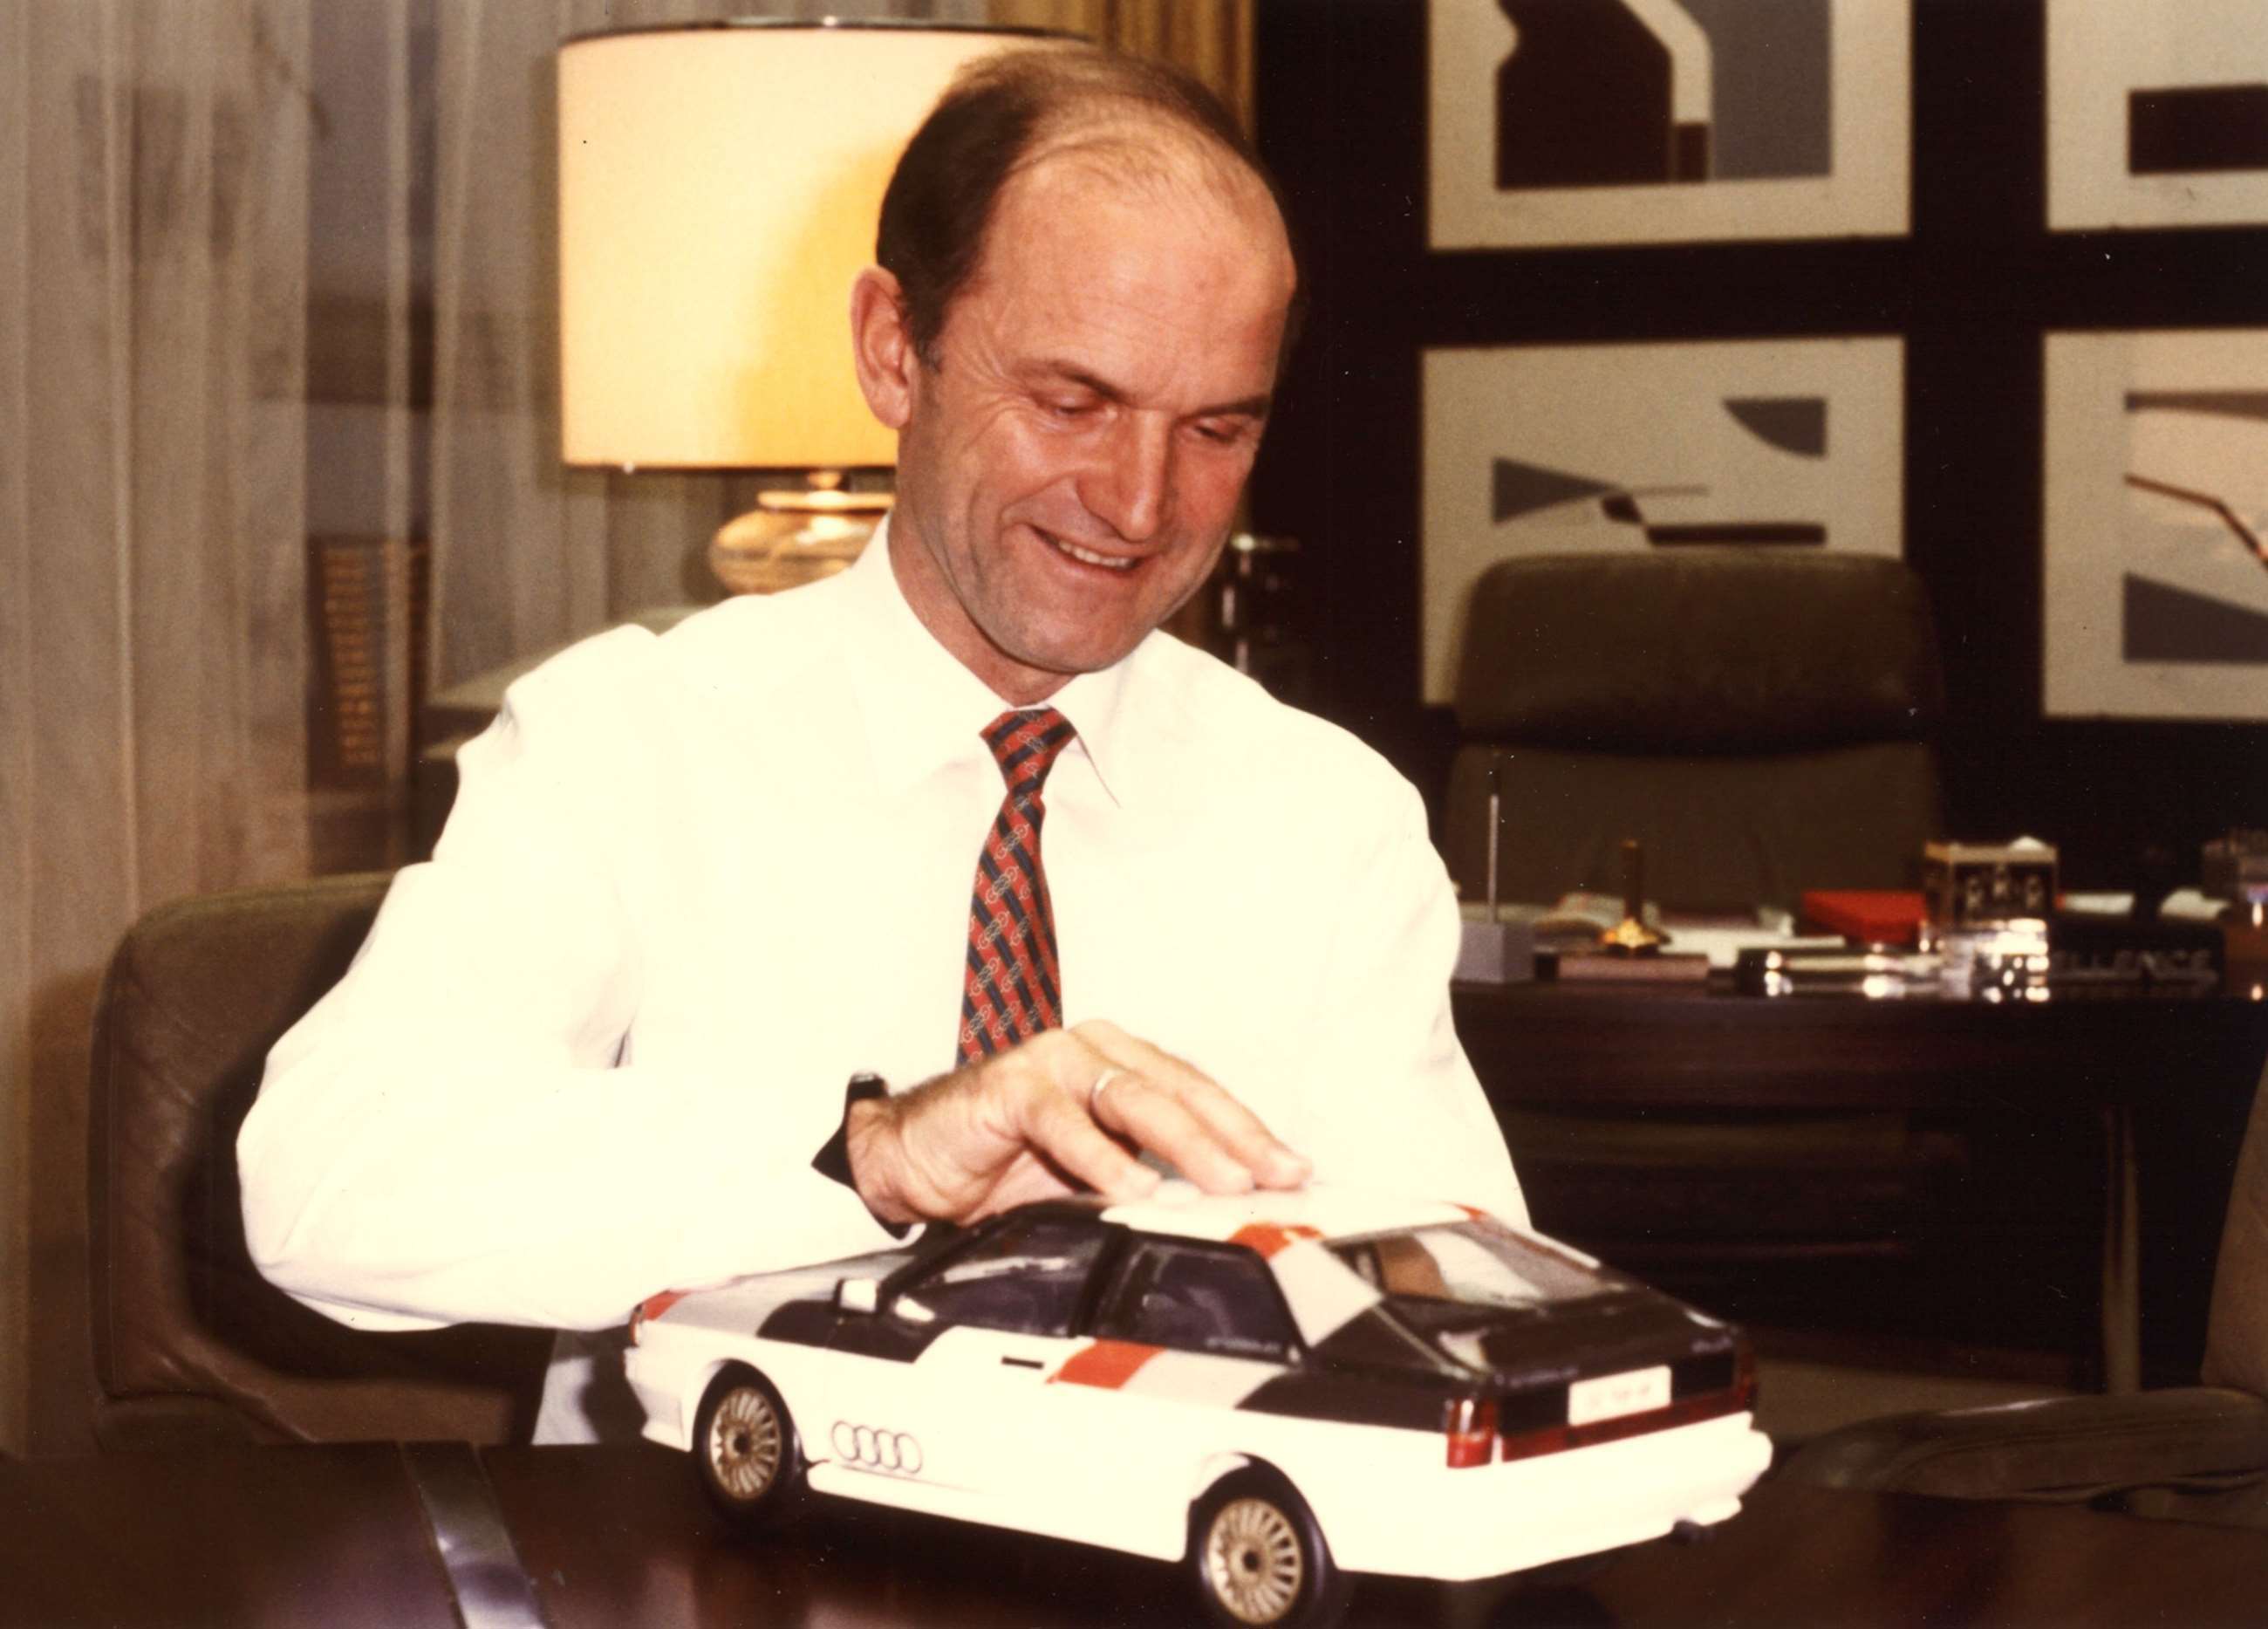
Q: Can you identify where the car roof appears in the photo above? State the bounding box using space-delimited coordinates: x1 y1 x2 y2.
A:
1097 1181 1478 1244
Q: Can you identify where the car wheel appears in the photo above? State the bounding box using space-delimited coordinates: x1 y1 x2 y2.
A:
692 1364 803 1528
1188 1468 1351 1629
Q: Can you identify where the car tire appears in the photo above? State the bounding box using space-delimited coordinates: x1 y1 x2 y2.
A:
692 1364 804 1529
1187 1467 1351 1629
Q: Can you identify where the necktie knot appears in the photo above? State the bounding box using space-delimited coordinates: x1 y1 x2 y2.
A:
981 708 1076 806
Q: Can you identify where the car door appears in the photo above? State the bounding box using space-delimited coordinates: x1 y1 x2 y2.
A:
1024 1238 1304 1551
878 1213 1111 1511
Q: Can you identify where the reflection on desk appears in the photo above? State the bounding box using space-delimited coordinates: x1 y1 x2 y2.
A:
5 1443 2268 1628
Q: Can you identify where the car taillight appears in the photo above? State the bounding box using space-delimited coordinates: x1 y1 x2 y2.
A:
1445 1395 1497 1468
630 1288 687 1348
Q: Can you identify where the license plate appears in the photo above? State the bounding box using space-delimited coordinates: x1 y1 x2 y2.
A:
1567 1365 1670 1426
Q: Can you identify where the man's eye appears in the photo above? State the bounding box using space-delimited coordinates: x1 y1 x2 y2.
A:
1191 420 1249 446
1046 399 1096 420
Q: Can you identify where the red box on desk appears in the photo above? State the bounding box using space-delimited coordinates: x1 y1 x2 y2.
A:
1802 889 1926 945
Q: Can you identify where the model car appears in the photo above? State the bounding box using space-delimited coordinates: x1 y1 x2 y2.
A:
625 1183 1770 1628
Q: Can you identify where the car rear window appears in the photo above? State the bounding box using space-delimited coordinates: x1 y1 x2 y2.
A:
1330 1222 1615 1311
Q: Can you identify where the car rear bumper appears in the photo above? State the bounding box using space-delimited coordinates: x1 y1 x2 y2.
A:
1318 1411 1773 1581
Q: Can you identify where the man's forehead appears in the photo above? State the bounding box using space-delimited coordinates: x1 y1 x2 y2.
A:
994 115 1290 268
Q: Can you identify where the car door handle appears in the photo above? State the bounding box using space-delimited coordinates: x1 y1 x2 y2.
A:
1000 1356 1045 1371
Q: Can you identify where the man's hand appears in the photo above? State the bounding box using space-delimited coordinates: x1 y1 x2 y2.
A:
843 1020 1309 1227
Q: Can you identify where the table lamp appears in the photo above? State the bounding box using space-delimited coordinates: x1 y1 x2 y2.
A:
558 19 1072 593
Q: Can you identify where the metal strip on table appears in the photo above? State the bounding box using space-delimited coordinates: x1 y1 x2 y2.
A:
400 1441 550 1629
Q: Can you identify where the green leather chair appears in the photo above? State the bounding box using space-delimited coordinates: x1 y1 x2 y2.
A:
88 873 550 1448
1444 548 1946 913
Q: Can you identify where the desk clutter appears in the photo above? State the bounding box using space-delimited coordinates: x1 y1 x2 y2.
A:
1458 833 2265 1000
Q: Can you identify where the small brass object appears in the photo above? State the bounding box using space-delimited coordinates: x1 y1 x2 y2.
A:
1600 838 1666 955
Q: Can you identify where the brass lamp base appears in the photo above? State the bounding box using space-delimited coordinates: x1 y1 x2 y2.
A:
710 479 891 595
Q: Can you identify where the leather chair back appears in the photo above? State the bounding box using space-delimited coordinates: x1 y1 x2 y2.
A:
89 874 550 1448
1445 549 1946 911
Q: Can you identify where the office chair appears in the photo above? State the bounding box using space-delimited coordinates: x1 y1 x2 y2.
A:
1780 1057 2268 1527
1443 548 1946 913
88 873 550 1448
1441 549 1968 1352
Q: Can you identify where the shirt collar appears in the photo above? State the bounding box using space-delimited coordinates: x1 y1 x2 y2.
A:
842 516 1152 807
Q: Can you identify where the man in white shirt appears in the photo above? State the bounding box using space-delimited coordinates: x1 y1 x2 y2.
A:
239 44 1521 1442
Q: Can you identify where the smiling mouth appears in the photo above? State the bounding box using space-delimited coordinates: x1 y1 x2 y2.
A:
1040 530 1139 572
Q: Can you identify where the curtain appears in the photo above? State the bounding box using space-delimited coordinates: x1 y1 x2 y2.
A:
0 0 1247 1460
2 0 318 1458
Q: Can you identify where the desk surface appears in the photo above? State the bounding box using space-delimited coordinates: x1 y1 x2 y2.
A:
1453 977 2268 1112
5 1443 2265 1628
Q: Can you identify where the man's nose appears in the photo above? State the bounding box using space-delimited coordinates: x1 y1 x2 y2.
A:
1081 415 1173 543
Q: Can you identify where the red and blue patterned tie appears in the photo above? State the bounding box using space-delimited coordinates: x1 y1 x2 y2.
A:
958 708 1076 1063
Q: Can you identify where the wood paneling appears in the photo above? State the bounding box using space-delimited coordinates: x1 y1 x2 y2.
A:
986 0 1253 127
0 0 32 1457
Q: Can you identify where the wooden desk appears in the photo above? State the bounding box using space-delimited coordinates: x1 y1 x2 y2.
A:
1452 982 2268 1387
5 1443 2265 1627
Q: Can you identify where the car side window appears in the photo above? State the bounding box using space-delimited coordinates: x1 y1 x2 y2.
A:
890 1215 1105 1337
1093 1241 1298 1362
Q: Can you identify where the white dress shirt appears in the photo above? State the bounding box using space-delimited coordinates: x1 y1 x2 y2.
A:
239 524 1523 1440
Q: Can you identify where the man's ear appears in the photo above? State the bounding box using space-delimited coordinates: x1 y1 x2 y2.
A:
850 265 917 431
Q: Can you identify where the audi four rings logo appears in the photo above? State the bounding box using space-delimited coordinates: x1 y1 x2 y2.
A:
830 1420 923 1475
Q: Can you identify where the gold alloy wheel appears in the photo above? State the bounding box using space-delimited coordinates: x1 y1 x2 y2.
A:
1202 1495 1306 1625
707 1384 784 1502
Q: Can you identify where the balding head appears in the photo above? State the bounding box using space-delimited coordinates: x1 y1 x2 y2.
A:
876 44 1301 370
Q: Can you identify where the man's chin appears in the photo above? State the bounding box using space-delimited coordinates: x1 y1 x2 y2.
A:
986 626 1148 695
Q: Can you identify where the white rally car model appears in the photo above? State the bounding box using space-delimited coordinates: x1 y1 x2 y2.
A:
625 1184 1770 1629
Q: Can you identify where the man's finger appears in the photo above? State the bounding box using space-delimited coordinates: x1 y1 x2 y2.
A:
1016 1075 1163 1203
1069 1023 1309 1189
1081 1069 1260 1195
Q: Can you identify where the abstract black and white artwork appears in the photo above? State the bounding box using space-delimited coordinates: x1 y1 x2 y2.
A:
2048 0 2268 230
2045 331 2268 720
1428 0 1910 249
1420 338 1903 703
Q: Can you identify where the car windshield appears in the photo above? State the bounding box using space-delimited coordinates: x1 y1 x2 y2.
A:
1329 1222 1617 1314
889 1215 1104 1336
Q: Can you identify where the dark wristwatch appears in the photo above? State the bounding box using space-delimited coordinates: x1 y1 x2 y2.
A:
811 1071 908 1235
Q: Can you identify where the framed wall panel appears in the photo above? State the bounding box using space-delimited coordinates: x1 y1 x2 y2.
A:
2044 329 2268 721
1427 0 1910 249
2047 0 2268 231
1421 336 1903 704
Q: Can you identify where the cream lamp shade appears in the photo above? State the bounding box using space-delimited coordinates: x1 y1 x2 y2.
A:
557 20 1066 472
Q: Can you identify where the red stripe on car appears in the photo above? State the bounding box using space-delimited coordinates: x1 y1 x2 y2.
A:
1229 1222 1323 1259
1050 1338 1165 1390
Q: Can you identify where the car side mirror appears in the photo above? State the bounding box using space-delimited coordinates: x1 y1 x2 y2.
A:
837 1276 880 1315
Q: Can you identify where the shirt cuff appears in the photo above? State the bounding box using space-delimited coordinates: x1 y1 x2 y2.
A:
811 1071 910 1239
